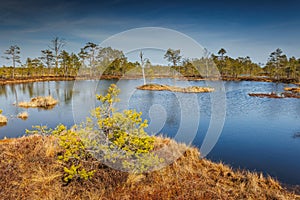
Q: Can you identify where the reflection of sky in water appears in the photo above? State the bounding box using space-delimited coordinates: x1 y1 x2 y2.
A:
0 80 300 185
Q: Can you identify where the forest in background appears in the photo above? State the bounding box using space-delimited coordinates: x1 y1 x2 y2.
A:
1 37 299 83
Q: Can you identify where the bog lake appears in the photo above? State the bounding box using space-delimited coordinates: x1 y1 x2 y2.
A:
0 79 299 185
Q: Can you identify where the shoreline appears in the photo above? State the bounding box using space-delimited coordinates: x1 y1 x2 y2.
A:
0 75 299 85
0 135 298 199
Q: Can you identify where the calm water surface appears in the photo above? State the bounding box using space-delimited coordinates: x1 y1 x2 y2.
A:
0 79 299 185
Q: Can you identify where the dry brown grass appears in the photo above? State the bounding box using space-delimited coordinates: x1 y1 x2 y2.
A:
0 135 298 200
17 111 29 120
249 92 300 99
137 84 214 93
0 114 8 125
284 87 300 93
18 96 58 108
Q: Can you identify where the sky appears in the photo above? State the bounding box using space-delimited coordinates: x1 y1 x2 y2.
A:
1 0 300 66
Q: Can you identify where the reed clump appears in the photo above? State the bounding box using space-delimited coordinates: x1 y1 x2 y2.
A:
17 111 29 120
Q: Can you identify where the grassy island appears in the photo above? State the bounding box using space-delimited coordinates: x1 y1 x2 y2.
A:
284 87 300 93
0 109 7 126
0 114 8 125
249 87 300 98
137 84 214 93
18 96 58 108
17 112 29 120
249 92 300 98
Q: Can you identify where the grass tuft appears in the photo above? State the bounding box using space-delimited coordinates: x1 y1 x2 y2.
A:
17 111 29 120
0 114 8 126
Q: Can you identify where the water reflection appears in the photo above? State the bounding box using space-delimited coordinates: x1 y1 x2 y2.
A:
129 90 181 137
293 132 300 138
0 81 77 139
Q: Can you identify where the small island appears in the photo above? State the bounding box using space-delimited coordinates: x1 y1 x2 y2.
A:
17 112 29 120
248 92 300 98
284 87 300 93
18 96 58 109
249 87 300 99
0 109 7 126
137 84 214 93
0 114 7 126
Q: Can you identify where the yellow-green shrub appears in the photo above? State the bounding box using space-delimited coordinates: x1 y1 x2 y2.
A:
85 84 162 173
26 124 95 183
26 83 162 181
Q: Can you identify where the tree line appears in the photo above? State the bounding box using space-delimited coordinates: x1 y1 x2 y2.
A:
212 48 299 81
1 37 299 82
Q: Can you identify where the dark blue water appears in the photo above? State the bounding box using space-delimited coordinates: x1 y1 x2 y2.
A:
0 79 299 185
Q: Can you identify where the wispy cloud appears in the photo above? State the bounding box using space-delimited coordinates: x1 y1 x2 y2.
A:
0 0 300 66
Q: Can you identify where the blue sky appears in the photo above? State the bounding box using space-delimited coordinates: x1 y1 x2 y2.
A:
1 0 300 66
